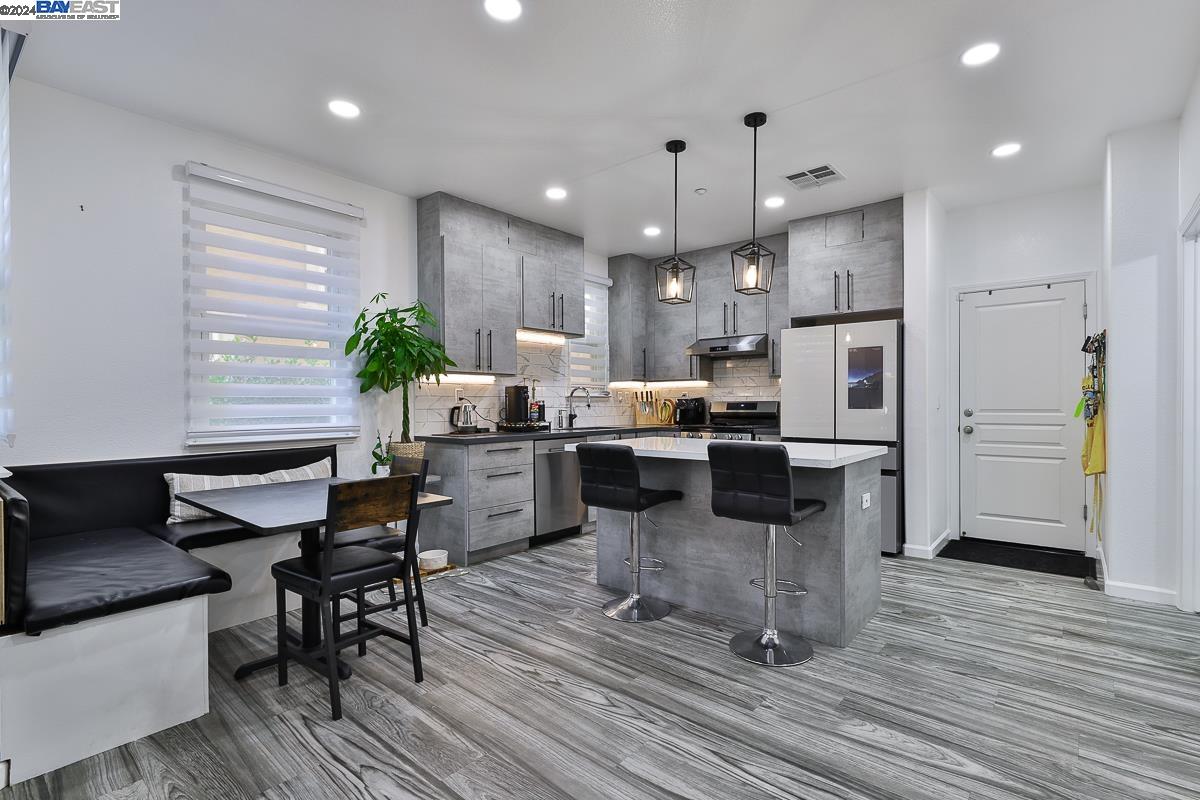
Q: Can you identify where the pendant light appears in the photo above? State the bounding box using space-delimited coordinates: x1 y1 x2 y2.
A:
730 112 774 295
655 140 695 304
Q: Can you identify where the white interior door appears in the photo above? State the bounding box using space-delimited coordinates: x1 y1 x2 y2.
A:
959 281 1086 551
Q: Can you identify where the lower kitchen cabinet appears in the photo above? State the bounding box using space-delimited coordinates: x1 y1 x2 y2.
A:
419 441 538 565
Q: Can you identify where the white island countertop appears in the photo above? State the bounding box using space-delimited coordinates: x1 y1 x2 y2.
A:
566 436 887 469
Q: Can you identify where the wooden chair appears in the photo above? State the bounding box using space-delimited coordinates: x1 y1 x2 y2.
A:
329 455 429 626
272 473 424 720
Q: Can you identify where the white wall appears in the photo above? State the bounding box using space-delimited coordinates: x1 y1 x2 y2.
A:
902 189 949 557
1180 68 1200 224
945 185 1103 288
1102 120 1180 605
7 79 417 475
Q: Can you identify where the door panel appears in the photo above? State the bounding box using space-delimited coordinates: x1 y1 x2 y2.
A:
780 326 835 438
556 239 586 337
482 245 520 374
959 281 1086 551
520 253 556 331
834 320 899 441
730 293 766 336
441 236 483 372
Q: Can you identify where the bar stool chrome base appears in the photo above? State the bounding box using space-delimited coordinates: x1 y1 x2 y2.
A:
603 593 671 623
729 628 813 667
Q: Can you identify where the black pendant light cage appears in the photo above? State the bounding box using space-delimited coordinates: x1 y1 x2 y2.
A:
731 112 774 295
656 139 696 304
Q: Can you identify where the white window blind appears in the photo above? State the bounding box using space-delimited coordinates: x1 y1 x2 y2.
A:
183 162 363 445
569 277 610 388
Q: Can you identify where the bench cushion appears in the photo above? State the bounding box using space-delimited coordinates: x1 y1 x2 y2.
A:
142 518 260 551
23 527 232 634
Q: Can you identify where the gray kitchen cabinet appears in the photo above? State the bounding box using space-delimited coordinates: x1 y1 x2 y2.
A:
522 230 584 337
765 233 791 377
482 245 521 374
648 279 711 381
688 240 768 339
419 441 537 565
607 254 652 381
419 192 585 373
789 197 903 318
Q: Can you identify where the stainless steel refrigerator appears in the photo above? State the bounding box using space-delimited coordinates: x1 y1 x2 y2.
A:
780 319 904 553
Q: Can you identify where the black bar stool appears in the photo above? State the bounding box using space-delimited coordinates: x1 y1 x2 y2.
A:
577 443 682 622
707 442 826 667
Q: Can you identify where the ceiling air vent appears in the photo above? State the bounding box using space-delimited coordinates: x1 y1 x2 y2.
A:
784 164 845 191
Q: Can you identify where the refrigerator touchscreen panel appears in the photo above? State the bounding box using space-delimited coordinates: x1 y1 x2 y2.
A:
847 346 884 410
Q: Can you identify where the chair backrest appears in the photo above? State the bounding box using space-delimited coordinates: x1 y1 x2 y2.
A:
322 473 421 589
577 443 641 513
390 455 430 492
708 442 795 526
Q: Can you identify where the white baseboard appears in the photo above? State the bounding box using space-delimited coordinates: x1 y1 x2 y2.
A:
1104 578 1178 606
903 528 952 559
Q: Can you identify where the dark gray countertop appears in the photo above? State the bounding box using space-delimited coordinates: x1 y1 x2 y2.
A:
417 424 678 445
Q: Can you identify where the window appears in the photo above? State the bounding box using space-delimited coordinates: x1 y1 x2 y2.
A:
569 276 610 388
183 162 363 445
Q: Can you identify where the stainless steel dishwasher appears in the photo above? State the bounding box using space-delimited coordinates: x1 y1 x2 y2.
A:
534 437 588 535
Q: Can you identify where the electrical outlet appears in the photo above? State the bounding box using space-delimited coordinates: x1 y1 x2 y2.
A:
455 388 464 400
861 492 871 510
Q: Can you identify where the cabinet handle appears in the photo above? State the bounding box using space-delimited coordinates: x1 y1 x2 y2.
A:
559 294 565 329
475 328 482 370
487 508 524 519
847 270 853 311
487 329 493 371
833 271 840 311
550 292 556 328
486 471 522 479
771 337 776 374
723 302 728 335
642 347 647 379
733 301 738 333
485 446 522 454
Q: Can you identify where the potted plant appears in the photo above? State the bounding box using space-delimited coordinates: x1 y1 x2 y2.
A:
346 293 455 460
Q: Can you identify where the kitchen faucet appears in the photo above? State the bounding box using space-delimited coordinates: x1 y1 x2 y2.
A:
567 386 591 428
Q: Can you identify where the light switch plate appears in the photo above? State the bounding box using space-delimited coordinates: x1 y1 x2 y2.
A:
861 492 871 510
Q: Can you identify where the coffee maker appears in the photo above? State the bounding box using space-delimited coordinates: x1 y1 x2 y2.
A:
500 384 548 432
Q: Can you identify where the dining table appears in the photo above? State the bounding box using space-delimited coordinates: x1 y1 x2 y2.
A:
176 476 453 681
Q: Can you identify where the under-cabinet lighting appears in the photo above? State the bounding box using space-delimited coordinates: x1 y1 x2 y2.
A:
517 329 567 345
610 380 711 390
609 381 648 389
422 374 497 385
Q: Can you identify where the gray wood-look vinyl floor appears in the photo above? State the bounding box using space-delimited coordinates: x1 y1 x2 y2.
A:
6 534 1200 800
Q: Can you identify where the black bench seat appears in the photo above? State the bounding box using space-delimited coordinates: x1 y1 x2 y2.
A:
142 517 258 551
23 528 232 634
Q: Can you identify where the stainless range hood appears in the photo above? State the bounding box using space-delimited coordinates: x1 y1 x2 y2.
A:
685 334 768 359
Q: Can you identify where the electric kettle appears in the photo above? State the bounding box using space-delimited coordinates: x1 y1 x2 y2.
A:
449 400 479 433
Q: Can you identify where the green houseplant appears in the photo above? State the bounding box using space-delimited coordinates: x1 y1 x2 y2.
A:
346 293 455 458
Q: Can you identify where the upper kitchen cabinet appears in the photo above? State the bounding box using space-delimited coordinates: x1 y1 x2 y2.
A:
760 233 790 376
608 254 652 381
520 228 584 337
789 197 903 318
417 193 524 374
691 242 767 340
646 275 711 382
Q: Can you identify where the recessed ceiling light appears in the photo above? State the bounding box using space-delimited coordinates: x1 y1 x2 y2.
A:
694 187 707 195
643 226 661 237
484 0 522 22
763 196 785 209
991 142 1021 158
545 186 567 200
961 42 1000 67
327 99 360 119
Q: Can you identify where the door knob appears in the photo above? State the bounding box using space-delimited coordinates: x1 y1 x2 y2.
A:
963 408 974 417
963 425 975 435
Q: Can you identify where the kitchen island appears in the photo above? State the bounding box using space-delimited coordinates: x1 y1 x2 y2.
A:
567 437 886 647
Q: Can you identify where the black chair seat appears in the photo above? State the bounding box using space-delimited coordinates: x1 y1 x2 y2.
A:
793 498 827 524
638 488 684 511
23 527 232 634
272 545 402 595
143 518 260 551
326 524 406 553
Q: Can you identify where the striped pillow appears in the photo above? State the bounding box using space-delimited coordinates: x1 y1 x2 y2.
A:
263 457 333 485
164 471 270 524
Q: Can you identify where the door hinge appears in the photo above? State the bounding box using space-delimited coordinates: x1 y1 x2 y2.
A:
1082 301 1088 319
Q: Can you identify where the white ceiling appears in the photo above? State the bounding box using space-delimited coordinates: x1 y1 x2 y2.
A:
17 0 1200 257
